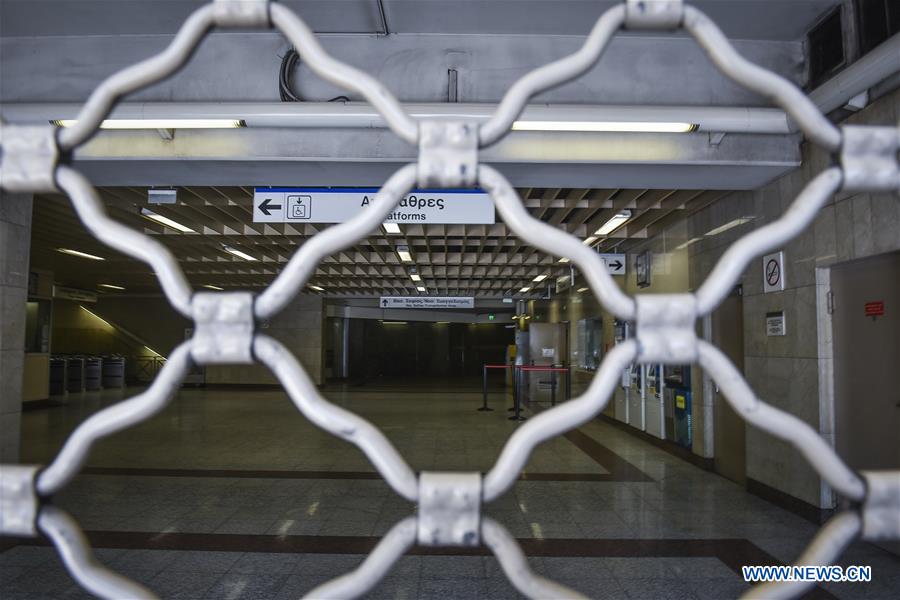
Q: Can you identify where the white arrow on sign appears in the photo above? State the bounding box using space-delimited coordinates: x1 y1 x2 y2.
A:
598 253 626 276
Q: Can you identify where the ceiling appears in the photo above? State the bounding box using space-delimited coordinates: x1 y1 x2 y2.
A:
1 0 839 40
30 185 727 299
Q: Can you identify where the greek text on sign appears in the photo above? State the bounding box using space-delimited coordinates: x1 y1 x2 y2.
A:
380 296 474 309
763 251 785 293
598 253 626 276
253 188 495 225
766 311 786 336
864 301 885 318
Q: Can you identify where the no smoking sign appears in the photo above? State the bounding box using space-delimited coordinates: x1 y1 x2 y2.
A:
763 251 785 293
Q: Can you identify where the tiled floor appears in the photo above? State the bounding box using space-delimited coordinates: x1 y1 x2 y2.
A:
2 381 899 599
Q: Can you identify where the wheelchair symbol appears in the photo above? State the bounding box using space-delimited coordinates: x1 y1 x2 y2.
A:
287 195 312 220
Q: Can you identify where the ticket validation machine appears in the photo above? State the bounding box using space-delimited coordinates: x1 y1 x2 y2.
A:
613 320 631 423
627 363 646 431
645 364 665 439
664 365 693 447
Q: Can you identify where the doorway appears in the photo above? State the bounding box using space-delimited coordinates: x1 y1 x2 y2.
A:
712 286 747 485
831 251 900 471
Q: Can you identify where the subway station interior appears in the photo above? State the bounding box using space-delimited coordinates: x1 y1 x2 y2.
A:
1 1 899 599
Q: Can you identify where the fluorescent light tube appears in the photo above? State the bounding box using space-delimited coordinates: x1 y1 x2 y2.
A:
309 285 325 292
382 321 408 325
79 305 113 328
577 287 589 293
203 284 224 291
705 217 754 237
674 237 703 251
383 223 401 234
410 274 422 282
558 257 570 263
594 210 632 235
583 236 599 246
519 287 532 293
57 248 104 261
53 119 244 129
98 283 125 290
416 286 427 292
140 208 195 233
532 274 548 282
511 121 697 133
397 245 413 262
222 245 258 261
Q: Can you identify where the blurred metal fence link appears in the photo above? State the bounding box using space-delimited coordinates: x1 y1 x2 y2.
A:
0 0 898 598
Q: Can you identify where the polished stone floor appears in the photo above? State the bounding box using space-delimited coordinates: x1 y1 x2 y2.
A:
2 380 899 599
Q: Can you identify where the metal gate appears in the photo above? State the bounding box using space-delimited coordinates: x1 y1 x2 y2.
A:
1 1 898 598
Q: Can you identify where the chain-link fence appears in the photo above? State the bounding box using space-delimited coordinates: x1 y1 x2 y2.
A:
1 1 898 598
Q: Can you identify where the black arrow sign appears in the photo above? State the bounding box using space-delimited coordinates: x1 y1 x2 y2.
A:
608 260 623 270
258 198 282 216
382 299 389 307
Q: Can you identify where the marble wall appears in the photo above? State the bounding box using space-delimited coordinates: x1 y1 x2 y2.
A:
528 88 899 510
205 294 324 385
0 192 32 462
685 88 900 509
63 293 326 386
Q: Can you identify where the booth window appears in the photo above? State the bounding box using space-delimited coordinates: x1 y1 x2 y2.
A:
24 299 51 353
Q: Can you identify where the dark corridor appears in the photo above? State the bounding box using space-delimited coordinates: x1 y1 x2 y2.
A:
347 320 514 381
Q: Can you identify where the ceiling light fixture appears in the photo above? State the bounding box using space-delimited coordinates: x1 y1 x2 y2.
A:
396 245 413 263
140 208 196 233
519 287 531 293
558 257 570 263
594 210 632 235
674 237 703 251
383 223 401 234
416 286 427 292
309 285 325 292
511 120 697 133
222 245 258 262
577 287 589 293
705 217 755 237
532 274 548 282
57 248 105 261
97 283 125 291
203 284 224 291
52 119 245 129
583 236 599 246
410 273 422 282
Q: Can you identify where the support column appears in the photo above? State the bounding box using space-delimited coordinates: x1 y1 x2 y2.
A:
0 192 33 463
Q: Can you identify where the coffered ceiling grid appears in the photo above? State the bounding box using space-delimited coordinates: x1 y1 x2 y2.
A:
30 184 730 298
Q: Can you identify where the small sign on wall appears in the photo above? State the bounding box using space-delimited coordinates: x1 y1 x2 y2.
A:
541 348 555 358
766 311 787 336
763 251 785 293
864 301 885 319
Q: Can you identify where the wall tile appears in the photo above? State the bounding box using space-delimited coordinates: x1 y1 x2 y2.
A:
870 191 900 255
0 192 33 227
0 411 21 463
0 221 32 288
812 205 837 267
0 349 25 414
849 194 875 258
0 284 28 351
833 198 854 262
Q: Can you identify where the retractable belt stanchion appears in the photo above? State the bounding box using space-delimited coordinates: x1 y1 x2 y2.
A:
511 366 572 415
509 365 527 422
479 364 511 412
